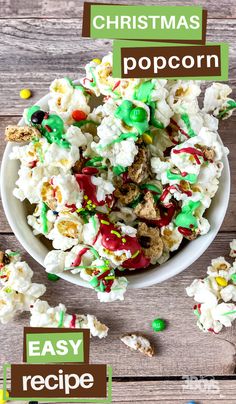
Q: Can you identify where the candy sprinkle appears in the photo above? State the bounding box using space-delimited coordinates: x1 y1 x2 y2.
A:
152 318 166 332
58 310 65 328
20 88 32 99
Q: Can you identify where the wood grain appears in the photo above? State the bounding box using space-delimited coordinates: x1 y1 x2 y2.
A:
0 233 235 377
1 378 236 403
0 0 236 19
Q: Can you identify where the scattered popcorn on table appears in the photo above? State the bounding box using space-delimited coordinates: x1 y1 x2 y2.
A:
0 250 46 324
120 333 154 357
186 240 236 333
7 53 236 302
30 299 108 339
229 239 236 258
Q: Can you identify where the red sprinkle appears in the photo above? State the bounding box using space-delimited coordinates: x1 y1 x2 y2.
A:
178 227 193 237
65 203 77 212
82 167 99 175
44 125 52 132
28 160 38 168
70 314 77 328
72 110 87 122
112 80 121 91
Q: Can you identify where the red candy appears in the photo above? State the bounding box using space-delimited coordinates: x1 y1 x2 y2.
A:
82 167 99 175
72 110 87 121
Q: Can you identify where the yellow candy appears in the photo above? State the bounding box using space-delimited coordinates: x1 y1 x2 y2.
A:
92 58 101 65
20 88 32 99
216 276 228 287
142 133 153 144
0 389 9 404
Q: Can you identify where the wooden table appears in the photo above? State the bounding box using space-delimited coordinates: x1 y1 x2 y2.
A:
0 1 236 402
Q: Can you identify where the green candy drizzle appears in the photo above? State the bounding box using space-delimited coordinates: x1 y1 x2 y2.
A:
72 120 99 129
41 202 49 234
218 100 236 119
89 67 97 87
175 200 200 229
134 80 155 103
42 114 70 149
167 170 198 184
100 132 138 149
112 165 127 176
181 113 197 137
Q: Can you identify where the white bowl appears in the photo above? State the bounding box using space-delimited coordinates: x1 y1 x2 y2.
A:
0 91 231 289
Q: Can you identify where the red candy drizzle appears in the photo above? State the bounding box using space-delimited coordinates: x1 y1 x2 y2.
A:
173 147 205 165
97 214 150 269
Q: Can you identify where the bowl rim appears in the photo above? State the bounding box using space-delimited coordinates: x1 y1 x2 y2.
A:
0 89 231 289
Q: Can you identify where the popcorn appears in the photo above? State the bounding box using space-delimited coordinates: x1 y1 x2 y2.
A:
30 300 108 338
186 240 236 333
0 251 46 324
229 239 236 257
7 55 236 303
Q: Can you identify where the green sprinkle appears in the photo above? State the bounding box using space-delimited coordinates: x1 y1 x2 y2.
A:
58 310 65 328
89 66 97 87
88 246 100 260
181 113 197 137
47 273 60 282
131 250 140 259
85 156 103 167
105 275 115 280
41 202 48 234
112 165 127 176
4 287 12 293
91 215 97 232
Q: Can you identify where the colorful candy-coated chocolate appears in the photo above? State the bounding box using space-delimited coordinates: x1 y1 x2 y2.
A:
92 58 101 64
31 110 46 124
82 167 99 175
142 133 153 144
215 276 228 287
0 389 9 404
231 274 236 283
152 318 166 332
72 110 87 121
20 88 32 99
130 107 147 122
187 401 197 404
47 273 60 281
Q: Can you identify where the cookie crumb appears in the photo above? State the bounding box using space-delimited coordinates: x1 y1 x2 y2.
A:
5 125 41 142
120 333 154 357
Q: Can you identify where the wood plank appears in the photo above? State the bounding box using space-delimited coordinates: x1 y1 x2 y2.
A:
0 233 236 377
0 0 236 19
1 378 236 403
1 115 236 233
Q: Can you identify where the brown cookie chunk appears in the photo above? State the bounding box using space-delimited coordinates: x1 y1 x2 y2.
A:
5 125 41 142
134 191 160 220
128 146 150 184
137 222 163 260
114 183 139 205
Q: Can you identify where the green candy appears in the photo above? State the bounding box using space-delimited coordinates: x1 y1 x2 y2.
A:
152 318 166 332
115 100 149 135
47 273 60 282
175 200 200 229
130 107 147 122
